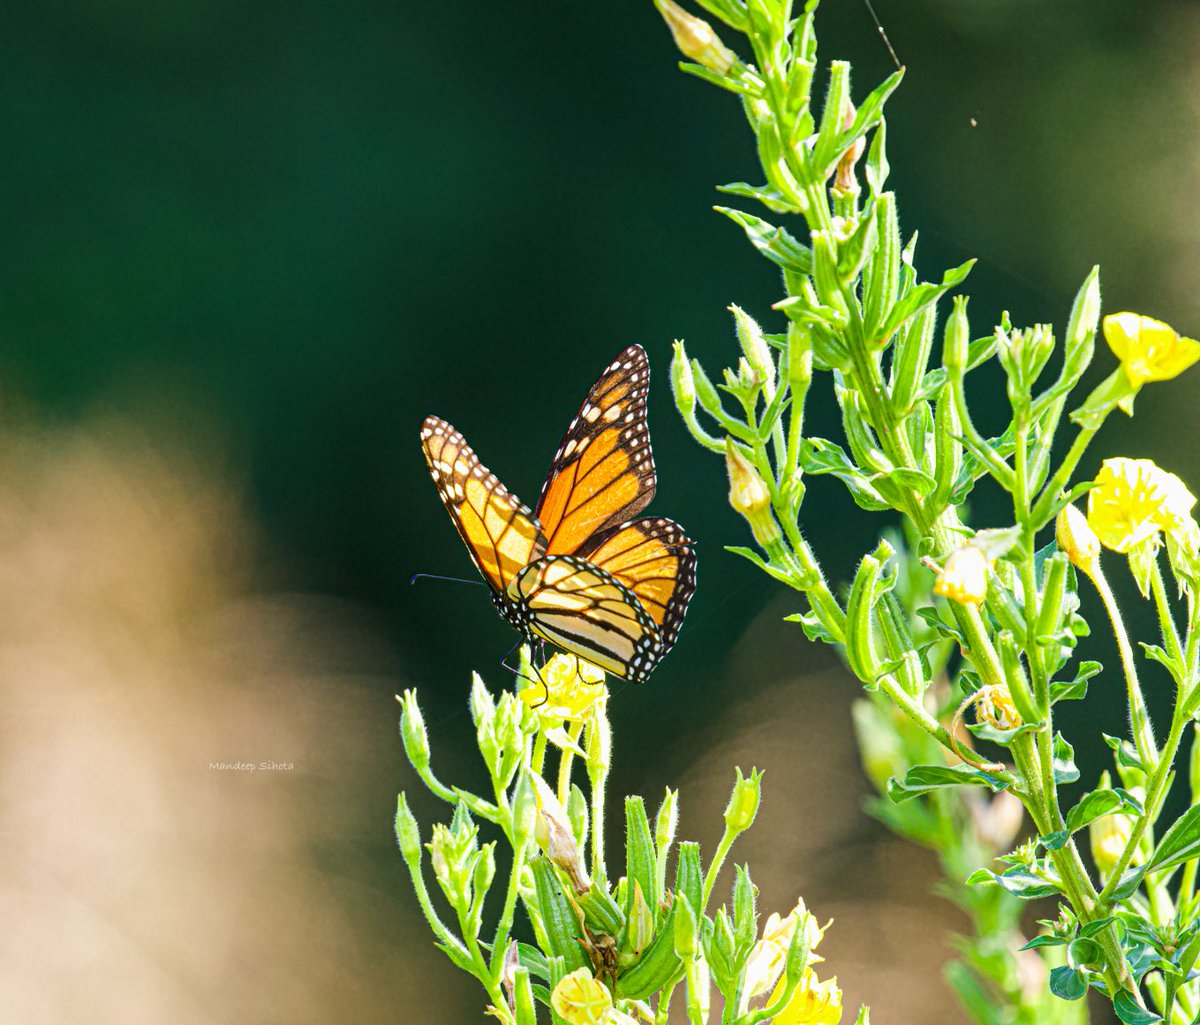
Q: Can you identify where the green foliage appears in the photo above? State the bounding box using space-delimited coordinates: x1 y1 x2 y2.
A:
657 0 1200 1022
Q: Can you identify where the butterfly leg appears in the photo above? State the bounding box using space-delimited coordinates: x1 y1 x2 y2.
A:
499 636 545 702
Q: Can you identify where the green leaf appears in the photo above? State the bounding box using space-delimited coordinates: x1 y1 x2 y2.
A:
878 260 975 346
784 610 838 644
1147 804 1200 875
887 466 937 497
1050 661 1102 703
715 206 813 273
1049 965 1088 1000
1110 866 1147 900
887 763 1007 802
1053 732 1080 784
1064 789 1129 835
1112 990 1162 1024
1020 934 1068 950
799 437 890 511
716 180 799 215
972 867 1061 900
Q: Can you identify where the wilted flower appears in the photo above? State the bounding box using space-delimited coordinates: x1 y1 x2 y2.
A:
768 969 843 1025
741 900 824 1006
975 684 1022 731
530 774 591 894
1056 503 1101 574
520 653 606 725
933 545 989 606
1103 312 1200 388
1086 457 1196 553
726 444 781 547
550 968 611 1025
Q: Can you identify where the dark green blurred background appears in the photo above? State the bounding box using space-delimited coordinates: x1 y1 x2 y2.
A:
3 1 1197 1022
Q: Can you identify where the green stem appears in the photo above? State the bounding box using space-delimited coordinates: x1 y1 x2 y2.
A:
1030 422 1102 528
489 837 529 978
1151 557 1186 672
1099 705 1189 906
1088 559 1159 767
701 826 739 913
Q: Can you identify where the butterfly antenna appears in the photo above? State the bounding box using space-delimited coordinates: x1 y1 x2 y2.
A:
410 572 488 587
862 0 902 71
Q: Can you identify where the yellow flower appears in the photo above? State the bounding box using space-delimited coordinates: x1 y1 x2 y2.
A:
1056 503 1101 574
768 969 844 1025
933 545 989 606
740 900 825 1006
550 968 611 1025
726 442 781 547
1104 312 1200 387
1086 457 1197 553
520 653 606 724
975 684 1022 731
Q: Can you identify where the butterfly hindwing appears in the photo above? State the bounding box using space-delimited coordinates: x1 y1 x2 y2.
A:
514 555 664 684
421 415 547 594
579 517 696 653
536 345 656 555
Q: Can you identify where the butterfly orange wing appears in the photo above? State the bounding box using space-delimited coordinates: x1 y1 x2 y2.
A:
579 517 696 653
513 555 664 683
536 345 656 556
421 416 547 594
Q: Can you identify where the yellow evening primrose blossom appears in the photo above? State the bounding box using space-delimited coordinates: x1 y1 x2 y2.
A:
1086 458 1197 553
768 969 844 1025
933 545 989 606
1104 312 1200 388
520 653 606 724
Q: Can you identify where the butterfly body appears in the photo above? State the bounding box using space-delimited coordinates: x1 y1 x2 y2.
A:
420 346 695 683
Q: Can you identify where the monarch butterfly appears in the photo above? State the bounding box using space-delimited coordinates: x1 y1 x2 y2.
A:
420 345 696 683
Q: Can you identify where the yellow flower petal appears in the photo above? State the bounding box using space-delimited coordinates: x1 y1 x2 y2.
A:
769 970 844 1025
550 968 612 1025
933 545 989 606
520 653 606 725
1103 312 1200 387
1086 457 1197 553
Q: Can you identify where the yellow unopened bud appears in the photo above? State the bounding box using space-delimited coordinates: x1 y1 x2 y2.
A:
933 545 989 606
550 968 612 1025
1103 312 1200 388
1056 503 1101 574
1090 811 1134 881
726 443 781 547
653 0 737 75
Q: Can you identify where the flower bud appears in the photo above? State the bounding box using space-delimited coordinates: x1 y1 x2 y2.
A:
394 792 422 864
626 881 655 956
653 0 737 75
510 770 538 849
673 892 698 959
671 339 697 413
726 442 781 548
1090 809 1133 882
833 97 864 196
532 774 591 894
655 788 679 854
730 304 775 392
943 296 970 374
933 545 989 606
724 767 762 834
398 689 431 771
1056 503 1101 575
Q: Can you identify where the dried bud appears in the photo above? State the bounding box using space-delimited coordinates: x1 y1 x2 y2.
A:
531 774 592 893
653 0 737 75
834 98 864 195
725 442 781 548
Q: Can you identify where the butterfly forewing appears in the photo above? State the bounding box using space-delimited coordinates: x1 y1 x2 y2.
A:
421 416 547 593
580 517 697 652
536 345 656 555
513 555 664 683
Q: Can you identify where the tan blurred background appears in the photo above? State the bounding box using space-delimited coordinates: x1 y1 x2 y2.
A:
0 1 1197 1022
